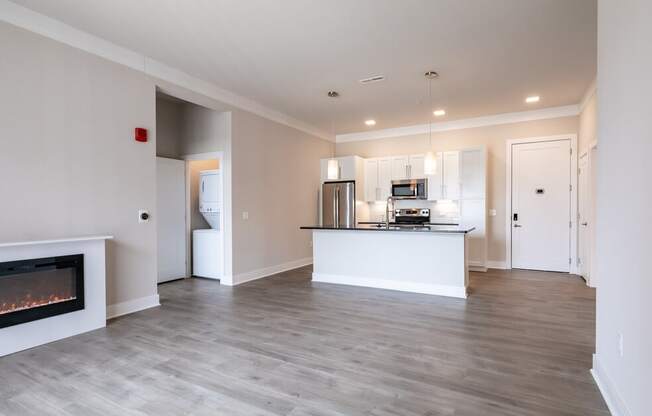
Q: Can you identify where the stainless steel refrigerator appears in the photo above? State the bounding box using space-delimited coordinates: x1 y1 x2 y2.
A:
322 181 356 228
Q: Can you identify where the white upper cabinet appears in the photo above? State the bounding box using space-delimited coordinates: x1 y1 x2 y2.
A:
409 154 425 178
378 158 392 200
364 157 392 201
364 159 379 201
427 151 460 200
320 156 358 182
442 151 461 200
391 155 425 180
391 156 409 180
426 152 444 200
460 149 486 199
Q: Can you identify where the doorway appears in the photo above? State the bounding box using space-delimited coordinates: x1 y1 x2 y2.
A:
578 144 597 285
506 135 578 273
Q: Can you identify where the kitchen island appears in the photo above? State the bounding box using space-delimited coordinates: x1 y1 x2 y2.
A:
300 224 475 298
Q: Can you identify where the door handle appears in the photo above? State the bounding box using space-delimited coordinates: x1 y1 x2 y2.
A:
513 224 522 228
334 188 340 227
581 222 588 226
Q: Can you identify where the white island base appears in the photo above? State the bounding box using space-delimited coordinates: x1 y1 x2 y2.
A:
311 229 469 299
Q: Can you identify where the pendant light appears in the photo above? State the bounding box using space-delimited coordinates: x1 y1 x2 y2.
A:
326 90 340 180
423 71 438 176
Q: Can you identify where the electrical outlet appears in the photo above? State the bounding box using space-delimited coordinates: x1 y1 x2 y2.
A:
138 210 150 223
242 211 249 220
489 209 497 217
618 333 624 357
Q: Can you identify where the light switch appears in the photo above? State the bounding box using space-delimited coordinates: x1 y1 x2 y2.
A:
489 209 497 217
242 211 249 220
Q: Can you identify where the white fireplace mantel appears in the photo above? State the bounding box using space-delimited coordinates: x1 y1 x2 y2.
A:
0 235 112 357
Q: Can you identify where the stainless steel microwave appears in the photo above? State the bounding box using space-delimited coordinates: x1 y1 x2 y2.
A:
391 178 428 200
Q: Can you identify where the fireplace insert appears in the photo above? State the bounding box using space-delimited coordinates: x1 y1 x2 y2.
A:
0 254 84 329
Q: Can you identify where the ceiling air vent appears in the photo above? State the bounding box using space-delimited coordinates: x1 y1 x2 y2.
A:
359 75 385 84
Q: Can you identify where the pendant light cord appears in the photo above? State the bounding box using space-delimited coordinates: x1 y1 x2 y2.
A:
428 75 433 148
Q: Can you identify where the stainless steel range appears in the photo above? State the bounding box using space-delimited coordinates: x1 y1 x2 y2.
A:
394 208 430 225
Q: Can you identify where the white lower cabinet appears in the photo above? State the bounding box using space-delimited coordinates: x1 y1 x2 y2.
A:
461 199 487 269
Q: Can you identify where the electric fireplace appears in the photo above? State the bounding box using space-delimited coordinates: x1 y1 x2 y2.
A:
0 254 84 329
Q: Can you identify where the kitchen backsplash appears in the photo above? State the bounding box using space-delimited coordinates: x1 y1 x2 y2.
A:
365 200 461 223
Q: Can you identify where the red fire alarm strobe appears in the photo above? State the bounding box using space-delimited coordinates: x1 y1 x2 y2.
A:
135 128 148 142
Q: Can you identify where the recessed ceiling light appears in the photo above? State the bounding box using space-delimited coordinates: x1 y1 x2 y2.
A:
433 109 446 117
525 95 540 103
365 119 376 126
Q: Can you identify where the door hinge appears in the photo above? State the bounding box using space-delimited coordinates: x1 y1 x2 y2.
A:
570 148 573 155
569 184 572 192
577 257 581 266
569 257 572 265
569 221 572 228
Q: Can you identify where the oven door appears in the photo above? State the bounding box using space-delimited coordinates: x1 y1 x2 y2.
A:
391 179 427 199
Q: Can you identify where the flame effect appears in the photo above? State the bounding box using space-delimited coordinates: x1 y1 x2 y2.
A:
0 292 76 315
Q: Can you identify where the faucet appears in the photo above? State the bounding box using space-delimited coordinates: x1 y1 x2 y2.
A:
385 196 395 227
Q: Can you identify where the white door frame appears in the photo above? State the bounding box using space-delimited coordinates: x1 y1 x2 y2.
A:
579 140 598 286
505 134 578 274
182 151 225 279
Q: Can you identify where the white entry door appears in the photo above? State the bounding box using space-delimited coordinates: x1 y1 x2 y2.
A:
156 157 187 283
511 140 571 272
578 153 590 279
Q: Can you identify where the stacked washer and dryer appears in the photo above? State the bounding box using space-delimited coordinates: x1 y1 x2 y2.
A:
193 169 222 279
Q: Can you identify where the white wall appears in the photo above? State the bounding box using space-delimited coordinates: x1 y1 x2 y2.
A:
0 22 157 307
593 1 651 415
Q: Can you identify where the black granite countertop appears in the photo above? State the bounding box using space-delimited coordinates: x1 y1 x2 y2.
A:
300 224 475 234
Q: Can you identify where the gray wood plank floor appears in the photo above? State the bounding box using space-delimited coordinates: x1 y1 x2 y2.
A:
0 267 609 416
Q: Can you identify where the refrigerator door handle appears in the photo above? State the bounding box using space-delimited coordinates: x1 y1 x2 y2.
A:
334 187 340 227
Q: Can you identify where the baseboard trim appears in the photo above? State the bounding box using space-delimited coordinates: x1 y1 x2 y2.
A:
228 257 313 286
468 261 488 272
591 354 631 416
312 273 467 299
107 294 160 319
487 260 508 270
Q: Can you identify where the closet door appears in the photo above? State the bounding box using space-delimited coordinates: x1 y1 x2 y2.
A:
156 157 187 283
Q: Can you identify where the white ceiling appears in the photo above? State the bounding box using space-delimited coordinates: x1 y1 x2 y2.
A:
11 0 597 135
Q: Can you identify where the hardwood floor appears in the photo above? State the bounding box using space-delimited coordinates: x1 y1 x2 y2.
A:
0 267 608 416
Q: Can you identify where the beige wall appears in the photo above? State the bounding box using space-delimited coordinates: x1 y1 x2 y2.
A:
156 98 183 158
231 110 333 278
336 116 579 264
579 91 597 154
1 21 332 304
594 0 650 414
0 22 157 306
